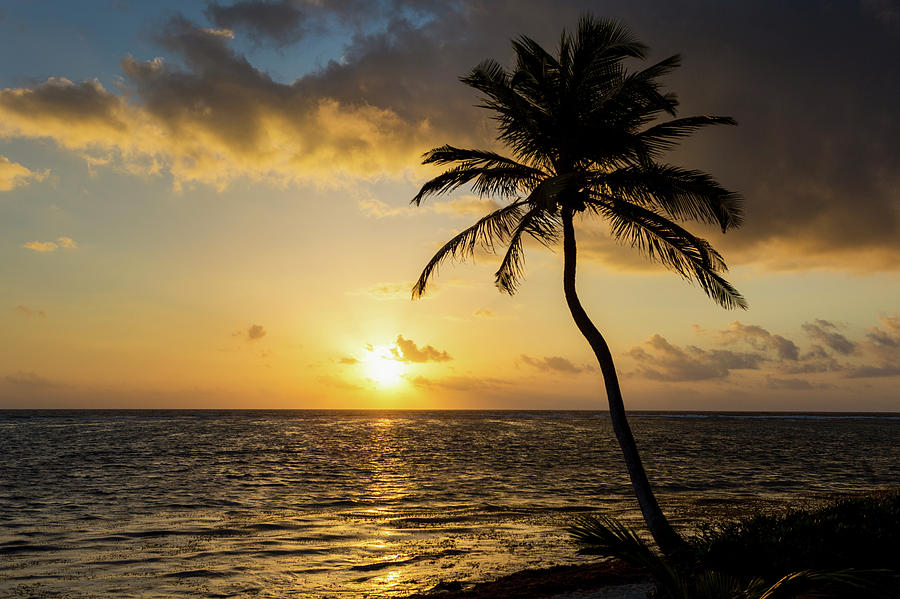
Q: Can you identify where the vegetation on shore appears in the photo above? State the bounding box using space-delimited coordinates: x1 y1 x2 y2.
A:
571 490 900 598
695 490 900 580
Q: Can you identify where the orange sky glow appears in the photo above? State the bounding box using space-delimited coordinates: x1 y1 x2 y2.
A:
2 1 899 411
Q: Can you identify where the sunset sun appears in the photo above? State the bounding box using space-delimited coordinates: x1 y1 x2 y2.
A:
362 345 405 387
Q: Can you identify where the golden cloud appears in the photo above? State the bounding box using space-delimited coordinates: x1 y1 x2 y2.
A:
20 237 77 253
432 195 501 217
0 155 48 191
0 20 436 191
22 240 59 252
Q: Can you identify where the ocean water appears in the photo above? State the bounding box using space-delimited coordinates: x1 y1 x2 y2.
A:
1 410 898 598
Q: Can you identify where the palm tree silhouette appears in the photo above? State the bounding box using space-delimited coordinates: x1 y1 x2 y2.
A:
410 15 745 555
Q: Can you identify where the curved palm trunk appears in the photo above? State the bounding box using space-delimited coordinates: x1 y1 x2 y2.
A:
561 207 686 556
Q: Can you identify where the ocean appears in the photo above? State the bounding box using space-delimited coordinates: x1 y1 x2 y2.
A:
1 410 898 598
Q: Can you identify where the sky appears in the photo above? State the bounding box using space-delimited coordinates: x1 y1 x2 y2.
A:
1 0 898 411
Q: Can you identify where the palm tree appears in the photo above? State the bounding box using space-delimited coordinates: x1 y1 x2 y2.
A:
410 15 745 555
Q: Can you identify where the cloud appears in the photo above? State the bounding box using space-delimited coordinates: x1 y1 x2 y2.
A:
13 305 46 318
865 314 900 358
350 281 411 300
22 240 59 252
246 324 266 340
0 17 434 190
20 237 78 252
317 374 362 390
407 373 510 392
337 356 358 365
764 376 820 390
3 371 58 388
842 314 900 378
801 320 857 355
0 155 48 191
716 321 799 360
359 195 499 220
432 196 501 217
0 2 898 271
391 334 451 363
357 198 415 218
778 346 843 375
631 316 900 386
520 354 585 374
844 365 900 379
204 0 307 46
627 334 764 382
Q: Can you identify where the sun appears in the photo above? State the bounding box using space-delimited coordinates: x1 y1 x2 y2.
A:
362 345 405 387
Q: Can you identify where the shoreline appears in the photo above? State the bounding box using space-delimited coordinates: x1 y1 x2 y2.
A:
400 488 900 598
402 559 651 599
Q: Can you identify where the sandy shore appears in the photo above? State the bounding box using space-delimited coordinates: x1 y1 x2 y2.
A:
402 560 653 599
547 582 655 599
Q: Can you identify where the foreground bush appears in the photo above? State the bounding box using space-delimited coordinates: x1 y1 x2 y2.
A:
695 490 900 579
571 490 900 598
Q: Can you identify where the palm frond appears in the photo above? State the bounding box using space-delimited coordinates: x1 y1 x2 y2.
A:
573 15 647 66
589 164 743 232
412 146 546 205
421 145 543 172
757 569 899 599
494 207 561 294
587 195 748 310
614 54 683 119
637 115 737 156
412 164 541 205
570 515 686 598
689 570 747 599
463 60 559 171
411 200 526 298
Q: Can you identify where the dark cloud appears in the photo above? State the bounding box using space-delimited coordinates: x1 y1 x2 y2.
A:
868 328 900 350
205 0 307 46
337 356 358 365
3 371 57 388
716 321 799 361
778 347 843 375
247 324 266 340
801 320 856 355
317 374 362 390
765 376 819 391
627 334 763 382
313 0 900 269
408 374 509 392
844 314 900 378
520 354 585 373
845 365 900 379
865 314 900 357
631 316 900 385
391 335 451 363
13 305 46 318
